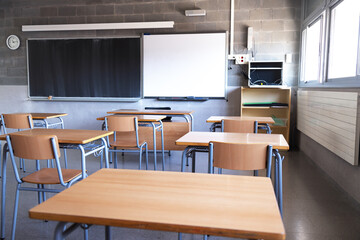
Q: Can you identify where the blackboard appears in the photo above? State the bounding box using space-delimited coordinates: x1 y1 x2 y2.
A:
27 38 141 101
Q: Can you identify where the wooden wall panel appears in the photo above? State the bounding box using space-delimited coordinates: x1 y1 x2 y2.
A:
297 90 359 165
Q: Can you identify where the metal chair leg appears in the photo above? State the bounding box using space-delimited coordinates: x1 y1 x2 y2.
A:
37 184 43 204
19 158 23 170
114 148 118 169
145 144 149 170
11 184 20 240
63 149 68 169
139 146 143 170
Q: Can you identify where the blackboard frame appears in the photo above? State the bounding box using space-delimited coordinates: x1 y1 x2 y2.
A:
26 37 142 102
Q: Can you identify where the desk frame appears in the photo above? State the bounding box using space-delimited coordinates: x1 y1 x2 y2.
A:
138 121 165 171
31 113 67 129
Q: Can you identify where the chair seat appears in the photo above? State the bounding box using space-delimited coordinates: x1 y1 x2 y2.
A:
22 168 82 184
110 140 146 149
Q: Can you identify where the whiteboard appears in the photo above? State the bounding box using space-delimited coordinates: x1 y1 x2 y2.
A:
143 33 227 98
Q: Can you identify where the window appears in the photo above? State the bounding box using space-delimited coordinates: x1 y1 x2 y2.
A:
327 0 360 80
304 0 325 19
300 0 360 87
301 15 325 83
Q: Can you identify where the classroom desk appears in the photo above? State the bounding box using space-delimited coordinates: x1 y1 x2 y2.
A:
206 116 275 132
29 168 285 240
175 131 289 215
0 128 113 240
30 113 67 129
107 109 193 152
97 115 166 170
107 109 195 130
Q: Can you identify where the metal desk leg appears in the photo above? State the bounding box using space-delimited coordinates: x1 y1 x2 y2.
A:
181 147 192 172
59 118 68 169
54 222 80 240
210 123 216 132
181 147 188 172
188 113 194 131
266 124 272 134
191 150 196 173
181 114 194 131
273 149 284 216
151 122 157 171
105 226 111 240
208 143 214 174
1 143 8 240
159 121 165 171
101 138 110 169
78 145 87 180
274 153 279 200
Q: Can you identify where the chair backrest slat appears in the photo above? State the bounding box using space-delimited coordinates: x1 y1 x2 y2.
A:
222 119 255 133
2 113 33 130
106 116 136 132
212 142 268 170
9 134 60 160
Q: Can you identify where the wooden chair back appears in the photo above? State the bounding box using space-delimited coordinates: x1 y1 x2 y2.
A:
211 141 268 170
9 134 60 160
106 116 137 132
222 119 257 133
2 113 33 130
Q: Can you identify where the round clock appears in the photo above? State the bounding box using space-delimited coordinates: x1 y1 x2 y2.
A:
6 35 20 50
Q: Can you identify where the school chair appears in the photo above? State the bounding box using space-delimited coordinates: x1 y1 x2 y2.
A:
209 141 273 177
1 113 33 172
179 142 274 240
6 134 83 240
221 119 259 133
105 116 149 170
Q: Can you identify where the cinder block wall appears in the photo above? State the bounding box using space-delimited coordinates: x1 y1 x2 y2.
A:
0 0 301 87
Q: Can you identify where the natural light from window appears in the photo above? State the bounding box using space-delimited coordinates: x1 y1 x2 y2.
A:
303 18 322 82
328 0 360 79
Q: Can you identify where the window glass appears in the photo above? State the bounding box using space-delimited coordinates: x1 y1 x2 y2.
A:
302 17 323 82
328 0 360 79
305 0 324 19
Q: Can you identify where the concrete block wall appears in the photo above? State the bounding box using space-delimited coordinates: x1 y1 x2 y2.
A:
0 0 301 87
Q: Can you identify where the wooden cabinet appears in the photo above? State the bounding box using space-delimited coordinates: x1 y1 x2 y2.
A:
240 87 291 142
139 121 191 151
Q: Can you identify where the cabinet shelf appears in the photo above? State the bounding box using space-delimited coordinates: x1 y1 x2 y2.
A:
250 67 282 70
242 106 289 109
240 87 291 143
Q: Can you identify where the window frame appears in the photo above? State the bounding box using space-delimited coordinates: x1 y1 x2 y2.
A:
299 0 360 88
300 13 327 85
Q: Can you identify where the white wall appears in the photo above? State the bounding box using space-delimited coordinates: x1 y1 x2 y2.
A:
0 86 240 131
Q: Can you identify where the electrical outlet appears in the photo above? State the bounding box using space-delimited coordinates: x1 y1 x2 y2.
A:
234 54 248 64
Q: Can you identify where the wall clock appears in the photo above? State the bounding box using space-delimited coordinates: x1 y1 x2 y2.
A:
6 35 20 50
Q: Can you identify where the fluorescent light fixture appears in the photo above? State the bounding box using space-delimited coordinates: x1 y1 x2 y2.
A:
185 9 206 17
22 21 174 32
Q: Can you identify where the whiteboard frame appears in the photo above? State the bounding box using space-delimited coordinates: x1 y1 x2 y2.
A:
142 32 228 99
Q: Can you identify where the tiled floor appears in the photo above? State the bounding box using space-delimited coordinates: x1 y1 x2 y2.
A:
2 148 360 239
